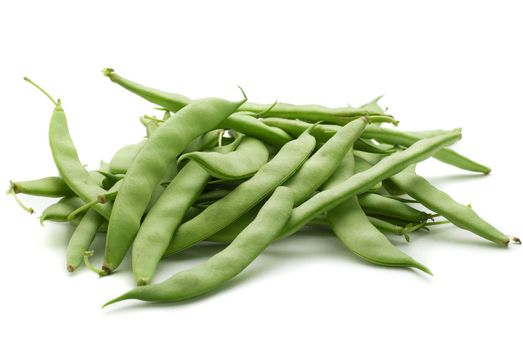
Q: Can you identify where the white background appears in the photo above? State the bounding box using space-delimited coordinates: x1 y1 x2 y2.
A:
1 1 522 349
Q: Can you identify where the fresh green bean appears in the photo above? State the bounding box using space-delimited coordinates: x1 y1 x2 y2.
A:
104 186 294 306
324 151 431 273
104 97 245 273
358 193 431 222
179 137 269 180
110 141 145 174
40 197 85 224
389 165 520 246
66 209 106 272
183 130 222 154
278 131 462 239
103 69 397 126
9 177 73 198
163 130 316 256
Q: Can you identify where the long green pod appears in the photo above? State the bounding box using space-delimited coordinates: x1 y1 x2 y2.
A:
163 131 316 256
183 130 221 154
104 186 294 307
263 118 489 174
389 165 519 246
179 137 269 180
40 197 85 224
324 151 431 274
104 97 245 273
66 209 106 272
9 176 73 198
132 161 211 285
220 112 293 147
103 69 396 125
278 131 462 239
358 193 431 222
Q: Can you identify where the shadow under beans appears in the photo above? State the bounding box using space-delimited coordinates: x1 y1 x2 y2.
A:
422 173 489 187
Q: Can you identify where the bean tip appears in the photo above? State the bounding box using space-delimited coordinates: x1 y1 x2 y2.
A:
509 236 521 245
67 264 76 273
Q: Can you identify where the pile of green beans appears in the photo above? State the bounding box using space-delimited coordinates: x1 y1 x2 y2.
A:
9 70 520 309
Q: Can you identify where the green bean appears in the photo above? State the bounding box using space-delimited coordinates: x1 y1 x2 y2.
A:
324 151 431 273
194 189 232 205
263 117 489 174
358 193 431 222
9 177 73 198
382 178 407 196
104 186 294 307
278 131 462 239
163 130 316 257
110 141 145 175
220 112 293 147
206 203 262 243
25 78 114 220
179 137 269 180
104 97 246 273
366 216 426 241
40 197 85 224
66 209 106 272
103 69 397 126
389 165 520 246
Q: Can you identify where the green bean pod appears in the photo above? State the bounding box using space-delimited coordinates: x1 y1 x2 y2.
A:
389 165 519 246
103 69 396 125
358 193 431 222
48 103 112 219
104 186 294 307
279 131 462 239
179 137 269 180
163 131 316 256
324 151 431 274
40 197 85 224
66 209 105 272
9 176 73 198
104 97 245 273
220 112 293 147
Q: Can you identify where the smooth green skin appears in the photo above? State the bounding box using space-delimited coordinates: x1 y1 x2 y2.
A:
324 151 431 274
183 130 221 153
390 165 513 246
367 216 409 235
206 203 263 243
354 155 382 192
40 196 85 224
11 176 74 197
49 104 112 220
278 131 462 239
179 137 269 180
358 193 430 222
144 161 178 214
110 141 145 174
104 187 294 306
132 161 212 286
104 98 245 273
220 112 293 147
163 131 316 256
263 118 489 174
103 69 396 125
194 189 232 205
284 117 368 205
66 209 105 272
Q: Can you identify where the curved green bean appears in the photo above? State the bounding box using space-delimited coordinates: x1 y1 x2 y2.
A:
324 151 431 274
179 137 269 180
110 141 145 174
67 209 106 272
358 193 431 222
104 97 245 273
9 176 73 198
389 165 519 246
40 196 85 224
104 186 294 306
